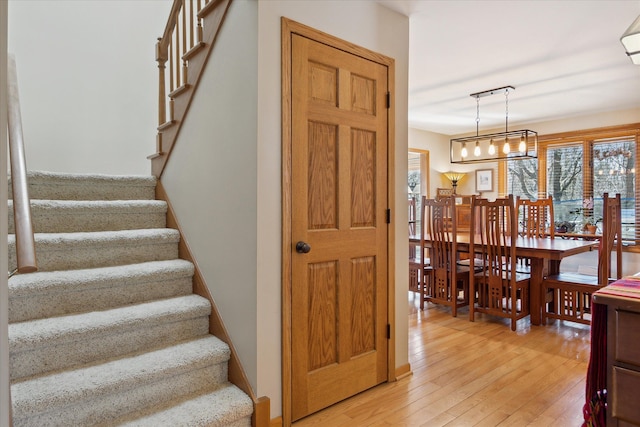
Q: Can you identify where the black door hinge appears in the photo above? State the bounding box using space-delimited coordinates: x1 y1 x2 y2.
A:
386 209 391 224
386 92 391 109
387 324 391 339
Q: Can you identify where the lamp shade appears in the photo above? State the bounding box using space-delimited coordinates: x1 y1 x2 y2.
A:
443 171 466 184
621 14 640 65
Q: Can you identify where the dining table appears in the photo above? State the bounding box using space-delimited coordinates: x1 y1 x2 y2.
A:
410 233 599 325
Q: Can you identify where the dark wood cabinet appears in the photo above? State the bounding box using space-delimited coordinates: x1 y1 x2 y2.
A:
593 291 640 426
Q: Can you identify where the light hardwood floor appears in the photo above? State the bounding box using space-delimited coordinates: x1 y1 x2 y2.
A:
293 292 591 426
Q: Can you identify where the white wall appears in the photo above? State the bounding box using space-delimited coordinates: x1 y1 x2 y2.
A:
8 0 171 175
162 0 259 395
1 3 10 425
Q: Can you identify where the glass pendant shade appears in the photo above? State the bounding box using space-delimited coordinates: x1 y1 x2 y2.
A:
503 140 510 154
461 143 468 158
519 136 527 153
488 139 496 155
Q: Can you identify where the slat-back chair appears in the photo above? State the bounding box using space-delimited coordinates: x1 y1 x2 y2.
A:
516 195 554 238
469 195 531 331
541 193 622 325
436 187 455 199
514 196 555 273
420 196 470 315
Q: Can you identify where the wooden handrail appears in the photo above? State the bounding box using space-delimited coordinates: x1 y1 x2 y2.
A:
155 0 205 134
7 54 37 275
151 0 230 177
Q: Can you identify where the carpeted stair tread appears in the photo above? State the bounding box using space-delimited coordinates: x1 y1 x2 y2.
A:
8 171 254 424
11 336 231 425
10 294 212 379
10 294 211 351
8 199 168 233
112 384 253 427
9 170 157 200
9 259 194 322
8 228 180 272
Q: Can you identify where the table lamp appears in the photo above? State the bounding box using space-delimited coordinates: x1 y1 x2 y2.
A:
443 171 466 194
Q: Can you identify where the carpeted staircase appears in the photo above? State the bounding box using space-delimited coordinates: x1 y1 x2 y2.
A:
7 171 253 426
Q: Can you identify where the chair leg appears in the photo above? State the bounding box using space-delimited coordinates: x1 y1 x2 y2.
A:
452 291 457 317
420 281 425 310
469 281 475 323
541 287 547 325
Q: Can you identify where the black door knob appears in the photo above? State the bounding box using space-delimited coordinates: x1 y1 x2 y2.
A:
296 241 311 253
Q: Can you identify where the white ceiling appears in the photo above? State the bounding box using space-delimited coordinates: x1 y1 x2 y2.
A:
379 0 640 136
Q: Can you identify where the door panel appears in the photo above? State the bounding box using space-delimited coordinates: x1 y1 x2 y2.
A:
290 33 389 421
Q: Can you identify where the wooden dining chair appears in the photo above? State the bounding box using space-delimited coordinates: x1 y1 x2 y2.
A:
420 196 470 315
541 193 622 325
408 198 421 293
435 187 455 199
469 195 531 331
516 195 554 238
514 196 555 273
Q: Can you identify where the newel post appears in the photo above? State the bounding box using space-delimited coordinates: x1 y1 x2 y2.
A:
155 37 167 154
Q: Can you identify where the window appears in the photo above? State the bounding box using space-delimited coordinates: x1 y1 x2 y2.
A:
506 157 537 199
593 139 636 241
501 124 640 247
547 144 584 233
408 150 429 234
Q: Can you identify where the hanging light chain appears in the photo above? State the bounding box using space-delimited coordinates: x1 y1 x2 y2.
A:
476 95 480 137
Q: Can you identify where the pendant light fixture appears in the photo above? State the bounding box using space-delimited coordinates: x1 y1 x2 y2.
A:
450 86 538 164
621 14 640 65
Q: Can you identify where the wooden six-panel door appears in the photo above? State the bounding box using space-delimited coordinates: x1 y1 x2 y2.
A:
289 33 389 421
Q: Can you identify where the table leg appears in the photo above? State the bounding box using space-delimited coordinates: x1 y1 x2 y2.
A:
529 257 548 325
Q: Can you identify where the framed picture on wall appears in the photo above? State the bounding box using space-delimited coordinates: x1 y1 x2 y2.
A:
476 169 493 192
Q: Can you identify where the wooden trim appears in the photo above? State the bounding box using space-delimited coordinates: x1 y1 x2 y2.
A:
7 54 36 275
155 181 263 421
497 162 507 196
386 60 397 385
253 396 271 427
157 0 184 56
280 17 293 427
538 122 640 144
270 416 284 427
198 0 223 19
408 148 430 199
281 17 396 426
395 363 412 380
